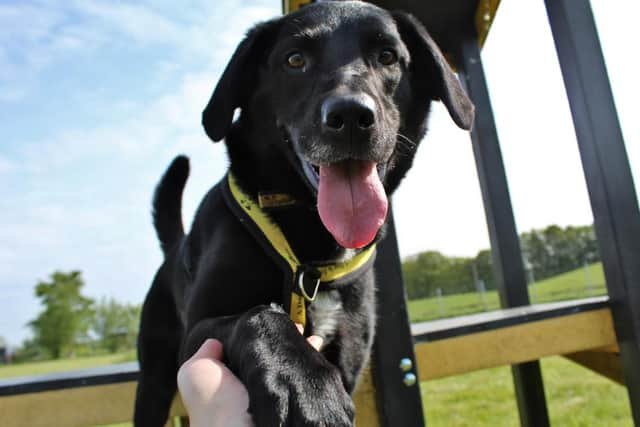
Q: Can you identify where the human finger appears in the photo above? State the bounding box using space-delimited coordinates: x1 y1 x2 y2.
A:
307 335 324 351
189 338 224 362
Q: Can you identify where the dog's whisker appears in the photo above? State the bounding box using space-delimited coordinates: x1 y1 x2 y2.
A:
396 133 417 147
395 133 417 156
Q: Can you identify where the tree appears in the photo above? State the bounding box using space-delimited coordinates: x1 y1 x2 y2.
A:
473 249 496 290
521 229 552 279
520 224 600 281
403 251 477 299
29 271 94 359
13 338 44 363
403 251 450 299
0 336 6 364
403 224 599 301
93 298 141 353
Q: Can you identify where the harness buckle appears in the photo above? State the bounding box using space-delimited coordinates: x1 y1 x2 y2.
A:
297 268 321 302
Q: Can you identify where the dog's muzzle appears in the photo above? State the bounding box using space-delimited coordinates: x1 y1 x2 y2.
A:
320 94 376 136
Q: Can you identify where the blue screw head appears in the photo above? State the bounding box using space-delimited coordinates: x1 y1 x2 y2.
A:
399 358 413 372
403 372 417 386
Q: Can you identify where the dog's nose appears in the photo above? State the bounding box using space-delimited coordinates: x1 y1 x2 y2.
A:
321 94 376 132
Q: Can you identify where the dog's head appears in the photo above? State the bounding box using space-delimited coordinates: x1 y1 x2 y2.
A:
202 1 473 249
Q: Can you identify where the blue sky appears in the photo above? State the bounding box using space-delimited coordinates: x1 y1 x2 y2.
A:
0 0 638 346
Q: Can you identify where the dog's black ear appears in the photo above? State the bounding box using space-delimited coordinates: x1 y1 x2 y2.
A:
393 12 474 130
202 20 281 142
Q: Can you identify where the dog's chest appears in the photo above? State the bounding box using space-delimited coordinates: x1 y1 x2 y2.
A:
308 290 343 340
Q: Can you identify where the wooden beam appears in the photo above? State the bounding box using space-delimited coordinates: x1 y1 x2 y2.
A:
0 367 378 427
475 0 501 47
415 308 616 381
353 365 381 427
564 348 623 385
282 0 312 14
0 382 178 427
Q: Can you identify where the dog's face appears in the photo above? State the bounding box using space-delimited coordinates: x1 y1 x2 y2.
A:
267 3 407 167
202 1 473 249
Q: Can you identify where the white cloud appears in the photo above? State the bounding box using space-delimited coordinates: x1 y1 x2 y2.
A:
0 4 90 100
0 155 16 174
0 70 229 346
0 3 63 44
72 1 183 45
0 0 286 346
0 1 282 108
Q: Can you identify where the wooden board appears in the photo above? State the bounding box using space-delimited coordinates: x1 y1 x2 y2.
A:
415 307 616 380
0 369 378 427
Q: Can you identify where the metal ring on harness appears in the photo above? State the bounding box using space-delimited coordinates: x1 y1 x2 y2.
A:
298 270 320 302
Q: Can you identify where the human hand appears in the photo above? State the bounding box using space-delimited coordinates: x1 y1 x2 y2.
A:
177 326 324 427
177 338 252 427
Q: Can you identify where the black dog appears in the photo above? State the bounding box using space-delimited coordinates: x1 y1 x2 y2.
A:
134 1 473 426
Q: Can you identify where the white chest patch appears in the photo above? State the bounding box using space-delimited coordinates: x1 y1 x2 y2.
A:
308 290 343 341
339 249 357 263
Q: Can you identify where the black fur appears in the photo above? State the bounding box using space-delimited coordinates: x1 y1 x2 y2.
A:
152 156 189 256
135 2 473 426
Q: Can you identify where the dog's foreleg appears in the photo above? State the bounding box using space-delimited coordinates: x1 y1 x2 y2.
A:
183 304 354 427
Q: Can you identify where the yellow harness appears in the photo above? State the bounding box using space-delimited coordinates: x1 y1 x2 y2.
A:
223 173 376 328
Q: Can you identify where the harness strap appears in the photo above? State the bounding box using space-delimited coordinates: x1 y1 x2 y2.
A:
222 173 376 328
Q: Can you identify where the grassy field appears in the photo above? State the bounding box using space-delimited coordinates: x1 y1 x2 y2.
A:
0 350 136 379
422 356 632 426
408 262 606 323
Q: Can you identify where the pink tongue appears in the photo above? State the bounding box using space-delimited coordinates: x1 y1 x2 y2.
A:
318 160 388 249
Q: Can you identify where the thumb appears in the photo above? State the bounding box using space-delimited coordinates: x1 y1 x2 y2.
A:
190 338 224 361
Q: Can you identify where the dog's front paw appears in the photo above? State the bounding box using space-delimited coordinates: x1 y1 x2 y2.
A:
247 362 354 427
227 305 355 426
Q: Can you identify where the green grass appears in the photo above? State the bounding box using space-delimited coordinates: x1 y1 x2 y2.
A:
423 356 632 426
408 263 606 323
0 350 136 379
531 262 605 301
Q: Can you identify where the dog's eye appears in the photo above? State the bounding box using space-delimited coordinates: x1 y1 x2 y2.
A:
286 52 306 69
378 49 398 66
